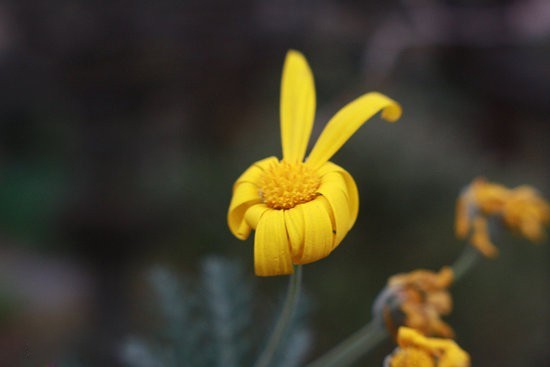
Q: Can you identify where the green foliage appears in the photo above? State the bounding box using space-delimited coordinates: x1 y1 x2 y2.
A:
121 257 311 367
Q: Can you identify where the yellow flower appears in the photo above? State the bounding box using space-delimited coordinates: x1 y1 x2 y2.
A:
227 50 402 276
455 177 550 257
374 267 454 338
385 327 470 367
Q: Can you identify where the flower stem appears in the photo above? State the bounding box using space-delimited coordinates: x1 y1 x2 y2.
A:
254 265 303 367
305 246 484 367
305 317 388 367
451 245 483 282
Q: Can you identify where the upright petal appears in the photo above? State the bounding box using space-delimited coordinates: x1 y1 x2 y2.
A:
306 92 401 170
254 210 294 276
280 50 316 163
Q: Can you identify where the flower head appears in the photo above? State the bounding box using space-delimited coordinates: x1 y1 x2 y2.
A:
228 50 402 276
384 327 470 367
373 267 454 338
455 177 550 257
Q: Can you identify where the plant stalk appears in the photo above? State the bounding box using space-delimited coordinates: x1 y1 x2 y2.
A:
451 245 483 282
254 265 303 367
306 318 388 367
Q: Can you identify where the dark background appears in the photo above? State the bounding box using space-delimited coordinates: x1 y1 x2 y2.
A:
0 0 549 366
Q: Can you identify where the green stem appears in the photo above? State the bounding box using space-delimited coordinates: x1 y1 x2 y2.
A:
306 318 388 367
451 245 483 282
303 244 484 367
305 245 484 367
254 265 303 367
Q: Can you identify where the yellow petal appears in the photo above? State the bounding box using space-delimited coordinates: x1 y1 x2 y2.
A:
438 343 471 367
471 178 509 214
317 172 352 248
244 203 270 229
519 219 546 243
317 162 359 228
284 207 305 262
228 157 278 239
228 182 262 239
338 169 359 228
280 50 316 163
455 195 470 239
254 209 294 276
306 92 402 170
234 156 278 187
389 347 435 367
294 198 334 264
470 216 498 258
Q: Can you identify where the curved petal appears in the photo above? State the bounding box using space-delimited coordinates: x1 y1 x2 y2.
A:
306 92 402 170
244 203 270 229
340 170 359 227
284 206 305 262
317 162 359 228
470 216 498 258
254 209 294 276
228 182 262 239
228 157 278 239
317 174 352 249
234 156 278 187
294 198 334 265
454 195 470 239
280 50 316 163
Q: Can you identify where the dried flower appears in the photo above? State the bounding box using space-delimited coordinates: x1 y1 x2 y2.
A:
374 267 454 338
384 327 470 367
455 177 550 257
228 50 402 276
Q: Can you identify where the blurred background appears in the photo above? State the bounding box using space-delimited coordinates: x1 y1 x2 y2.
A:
0 0 549 366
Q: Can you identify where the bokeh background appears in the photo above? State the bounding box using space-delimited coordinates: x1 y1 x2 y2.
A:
0 0 549 366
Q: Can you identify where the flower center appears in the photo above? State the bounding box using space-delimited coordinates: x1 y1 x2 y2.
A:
260 160 321 210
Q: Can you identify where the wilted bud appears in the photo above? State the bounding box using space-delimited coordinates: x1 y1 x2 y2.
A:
455 177 550 257
384 327 470 367
373 267 454 338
